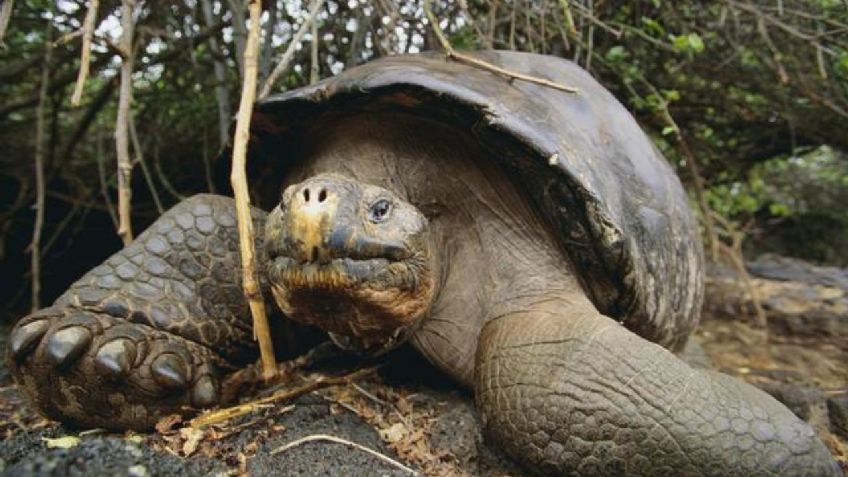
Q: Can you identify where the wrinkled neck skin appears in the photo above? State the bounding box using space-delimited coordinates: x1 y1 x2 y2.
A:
284 113 593 386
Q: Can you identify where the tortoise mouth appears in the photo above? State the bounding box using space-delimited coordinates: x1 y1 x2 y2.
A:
266 254 414 291
266 252 434 345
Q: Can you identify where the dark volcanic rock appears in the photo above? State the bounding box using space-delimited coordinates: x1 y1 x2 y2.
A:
706 257 848 339
828 395 848 441
0 431 219 477
748 254 848 291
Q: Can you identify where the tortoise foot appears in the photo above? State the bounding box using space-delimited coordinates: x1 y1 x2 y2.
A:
7 307 227 430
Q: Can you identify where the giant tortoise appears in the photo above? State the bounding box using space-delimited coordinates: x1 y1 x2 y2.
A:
7 51 840 476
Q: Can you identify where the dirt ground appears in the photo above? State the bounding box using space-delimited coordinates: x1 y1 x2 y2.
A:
1 257 847 476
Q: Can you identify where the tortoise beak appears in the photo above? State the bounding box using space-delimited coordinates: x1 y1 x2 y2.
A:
285 178 341 263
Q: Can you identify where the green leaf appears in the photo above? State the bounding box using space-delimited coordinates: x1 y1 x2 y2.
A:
670 33 705 54
687 33 705 53
768 203 792 216
663 89 681 102
662 126 677 136
641 17 666 37
605 45 627 62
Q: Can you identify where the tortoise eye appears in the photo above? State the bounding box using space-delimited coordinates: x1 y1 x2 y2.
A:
368 199 392 223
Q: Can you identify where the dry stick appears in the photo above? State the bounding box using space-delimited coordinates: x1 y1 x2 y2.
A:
190 367 378 429
271 434 419 475
128 112 164 214
309 9 319 85
114 0 136 246
231 0 276 381
422 0 578 94
711 211 767 328
30 16 52 312
0 0 13 45
71 0 99 106
258 0 324 101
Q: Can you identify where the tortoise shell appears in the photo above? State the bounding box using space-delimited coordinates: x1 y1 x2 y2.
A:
248 50 704 350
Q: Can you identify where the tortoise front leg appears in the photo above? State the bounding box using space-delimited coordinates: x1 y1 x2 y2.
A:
6 195 287 430
474 302 840 476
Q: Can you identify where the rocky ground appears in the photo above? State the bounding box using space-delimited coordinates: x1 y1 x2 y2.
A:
1 253 846 476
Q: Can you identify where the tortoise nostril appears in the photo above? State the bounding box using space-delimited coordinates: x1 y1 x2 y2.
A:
303 188 310 202
318 189 327 203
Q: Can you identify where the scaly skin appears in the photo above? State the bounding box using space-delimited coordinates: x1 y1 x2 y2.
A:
7 195 270 430
475 299 842 476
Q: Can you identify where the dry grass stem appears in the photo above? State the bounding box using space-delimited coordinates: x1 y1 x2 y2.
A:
270 433 419 475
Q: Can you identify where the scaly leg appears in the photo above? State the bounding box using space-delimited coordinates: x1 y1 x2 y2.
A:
7 195 280 430
475 299 840 476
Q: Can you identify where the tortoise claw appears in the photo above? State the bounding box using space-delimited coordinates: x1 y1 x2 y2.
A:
151 353 188 389
9 320 49 359
94 339 137 376
190 375 218 408
46 326 92 367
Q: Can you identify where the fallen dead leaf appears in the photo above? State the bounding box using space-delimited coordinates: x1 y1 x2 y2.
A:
180 427 205 457
380 422 408 444
155 413 183 433
42 435 80 449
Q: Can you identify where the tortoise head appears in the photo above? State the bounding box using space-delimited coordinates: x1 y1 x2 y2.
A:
264 173 435 354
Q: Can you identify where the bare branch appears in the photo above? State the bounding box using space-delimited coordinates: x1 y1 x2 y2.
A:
0 0 13 45
71 0 99 106
259 0 325 100
114 0 137 245
30 15 52 311
423 0 579 94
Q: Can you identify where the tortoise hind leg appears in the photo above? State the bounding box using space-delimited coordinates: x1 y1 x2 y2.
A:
8 307 227 430
474 303 841 476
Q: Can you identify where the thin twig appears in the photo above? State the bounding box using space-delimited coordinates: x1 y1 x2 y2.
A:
258 0 324 100
95 128 118 227
201 128 215 192
423 0 578 94
30 14 52 311
191 366 378 428
129 111 164 214
270 434 419 475
152 139 186 201
231 0 276 380
71 0 99 106
114 0 136 245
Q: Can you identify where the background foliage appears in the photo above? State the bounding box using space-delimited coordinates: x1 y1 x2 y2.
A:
1 0 847 322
